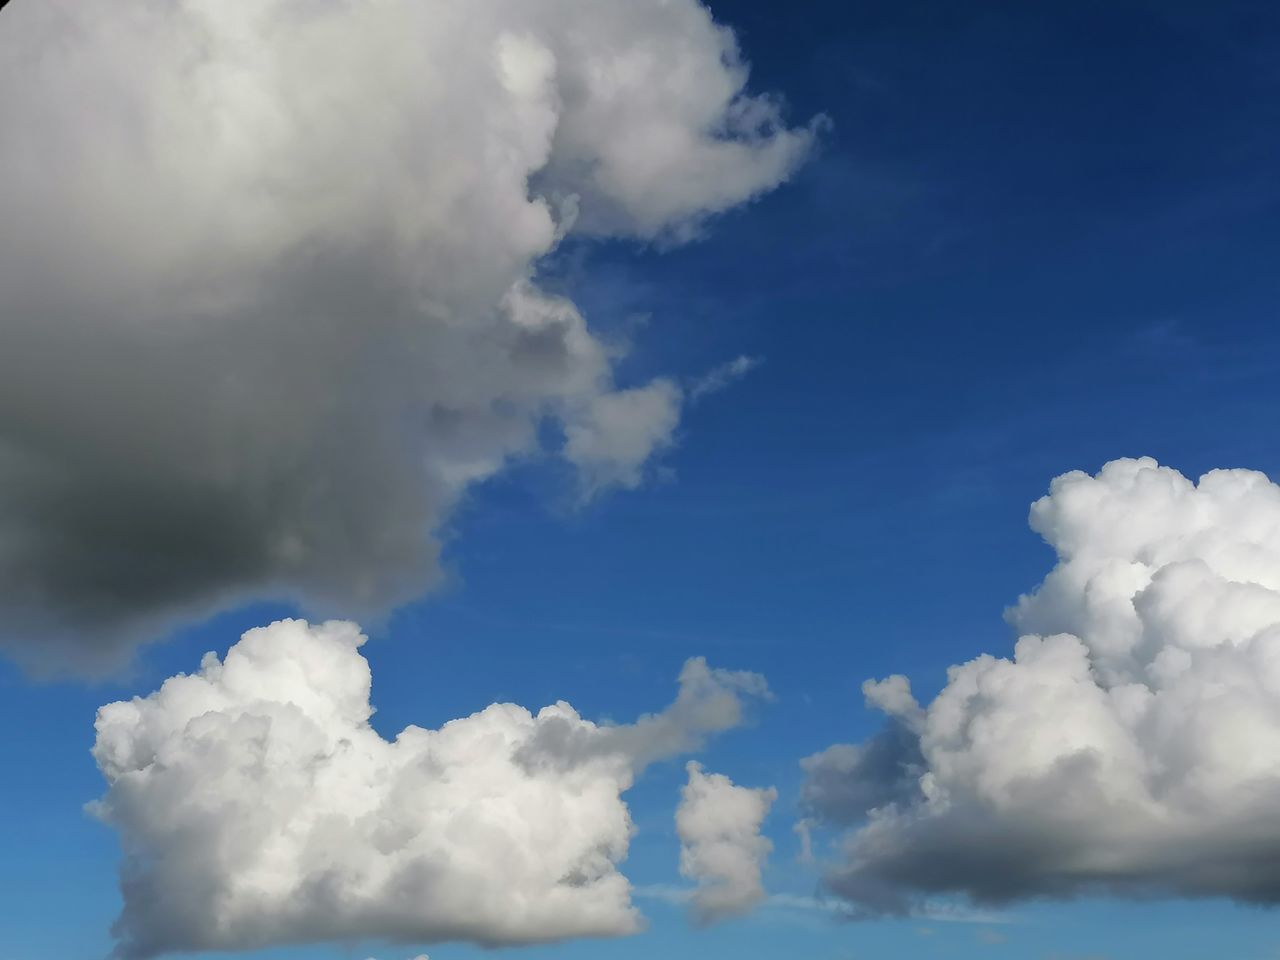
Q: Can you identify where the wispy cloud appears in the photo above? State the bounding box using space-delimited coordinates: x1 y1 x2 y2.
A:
688 355 763 402
634 885 1012 925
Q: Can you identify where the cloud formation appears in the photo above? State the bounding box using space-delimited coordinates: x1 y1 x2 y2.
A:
803 457 1280 912
0 0 815 671
91 619 770 958
677 762 776 924
688 355 762 402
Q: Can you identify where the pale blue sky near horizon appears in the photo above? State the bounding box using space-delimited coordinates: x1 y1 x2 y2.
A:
4 0 1280 958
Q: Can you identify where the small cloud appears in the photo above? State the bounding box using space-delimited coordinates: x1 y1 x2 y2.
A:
794 818 815 864
688 355 762 401
634 883 695 905
564 379 683 498
677 763 777 924
764 892 1010 926
915 903 1014 926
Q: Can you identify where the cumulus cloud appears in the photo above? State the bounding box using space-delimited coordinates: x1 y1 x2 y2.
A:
90 618 770 958
802 457 1280 913
0 0 816 672
677 762 776 924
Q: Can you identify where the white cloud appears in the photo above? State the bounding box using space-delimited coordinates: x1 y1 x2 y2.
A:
564 380 683 496
90 618 770 958
633 885 1008 925
677 762 776 924
794 818 815 864
802 457 1280 912
0 0 816 672
688 355 762 402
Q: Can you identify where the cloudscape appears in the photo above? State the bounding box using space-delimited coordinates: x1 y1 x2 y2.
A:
0 0 815 672
2 2 1280 960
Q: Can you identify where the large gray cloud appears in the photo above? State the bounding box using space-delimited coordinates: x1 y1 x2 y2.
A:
0 0 816 672
91 618 771 957
802 458 1280 914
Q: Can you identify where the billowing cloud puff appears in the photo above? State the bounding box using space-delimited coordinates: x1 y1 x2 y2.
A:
0 0 816 672
91 619 770 958
677 762 776 924
802 457 1280 913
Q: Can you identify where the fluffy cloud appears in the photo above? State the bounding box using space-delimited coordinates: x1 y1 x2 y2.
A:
676 762 776 924
564 380 683 497
0 0 815 672
803 457 1280 913
91 618 770 958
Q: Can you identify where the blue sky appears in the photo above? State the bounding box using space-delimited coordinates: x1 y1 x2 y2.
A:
4 1 1280 959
